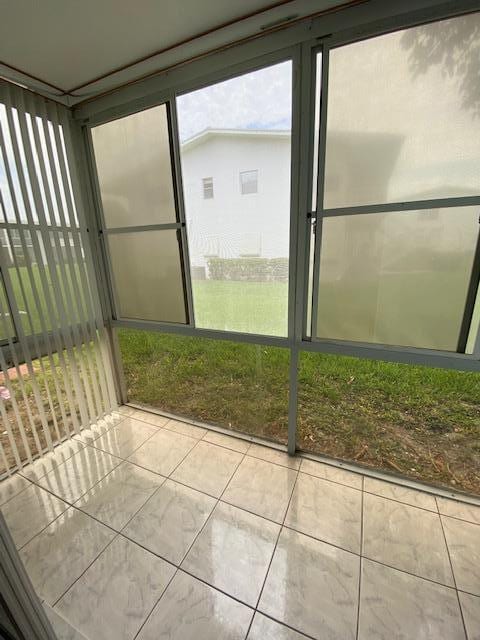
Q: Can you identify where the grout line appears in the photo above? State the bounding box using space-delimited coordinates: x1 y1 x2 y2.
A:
17 427 104 484
176 565 255 609
20 440 471 597
178 447 248 564
133 446 249 639
299 467 363 492
244 611 256 639
124 402 278 449
26 445 124 505
10 409 480 640
219 496 292 527
355 476 365 640
435 511 480 528
0 475 34 507
361 555 460 592
244 451 300 472
253 464 300 611
457 588 480 599
298 450 480 508
52 530 121 607
17 498 71 552
253 611 317 640
18 448 130 548
436 499 469 640
362 488 441 515
279 523 360 557
85 419 164 460
21 443 469 595
52 466 176 612
131 565 179 640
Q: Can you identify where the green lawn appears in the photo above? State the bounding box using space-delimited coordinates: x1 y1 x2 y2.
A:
2 268 479 494
192 280 288 336
119 279 480 495
1 264 87 338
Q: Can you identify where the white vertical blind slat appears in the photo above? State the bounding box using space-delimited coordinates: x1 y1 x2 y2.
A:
0 80 116 477
58 106 118 413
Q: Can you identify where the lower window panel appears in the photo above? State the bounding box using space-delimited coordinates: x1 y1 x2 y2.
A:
117 328 289 444
297 351 480 496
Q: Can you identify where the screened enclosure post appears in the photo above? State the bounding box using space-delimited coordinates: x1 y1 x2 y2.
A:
82 127 123 324
310 44 330 340
287 344 299 455
168 98 196 328
297 43 319 341
287 43 312 457
107 326 128 405
457 225 480 353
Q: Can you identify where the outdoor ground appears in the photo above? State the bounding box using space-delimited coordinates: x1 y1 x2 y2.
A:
118 279 480 496
2 276 479 495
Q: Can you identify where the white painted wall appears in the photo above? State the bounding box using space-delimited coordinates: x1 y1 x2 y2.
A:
180 131 291 272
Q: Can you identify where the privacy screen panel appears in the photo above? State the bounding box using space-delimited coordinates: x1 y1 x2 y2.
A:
315 207 479 351
107 230 186 324
324 13 480 209
91 104 177 228
91 103 190 325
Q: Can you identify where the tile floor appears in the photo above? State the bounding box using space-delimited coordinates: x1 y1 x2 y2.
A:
1 406 479 640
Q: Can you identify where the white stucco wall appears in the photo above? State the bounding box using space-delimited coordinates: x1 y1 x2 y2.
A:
180 132 291 271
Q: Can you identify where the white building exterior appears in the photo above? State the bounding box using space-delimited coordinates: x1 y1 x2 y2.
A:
180 129 291 275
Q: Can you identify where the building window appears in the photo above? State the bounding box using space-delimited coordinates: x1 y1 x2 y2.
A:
202 177 214 199
240 170 258 195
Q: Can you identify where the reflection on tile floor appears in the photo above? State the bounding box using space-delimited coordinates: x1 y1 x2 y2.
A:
1 407 479 640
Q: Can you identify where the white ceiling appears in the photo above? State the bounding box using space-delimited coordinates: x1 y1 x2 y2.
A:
0 0 347 105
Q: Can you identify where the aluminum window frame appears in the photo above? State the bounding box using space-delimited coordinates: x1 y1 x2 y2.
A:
76 0 480 460
86 99 195 327
309 23 480 358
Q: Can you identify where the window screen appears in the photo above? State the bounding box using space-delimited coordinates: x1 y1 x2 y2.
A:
177 61 292 337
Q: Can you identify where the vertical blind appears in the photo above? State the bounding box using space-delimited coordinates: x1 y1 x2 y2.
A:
0 80 117 477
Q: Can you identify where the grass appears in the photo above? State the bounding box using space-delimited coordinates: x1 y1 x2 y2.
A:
298 352 480 493
1 264 87 338
118 301 480 495
2 270 479 494
119 329 290 443
192 280 288 336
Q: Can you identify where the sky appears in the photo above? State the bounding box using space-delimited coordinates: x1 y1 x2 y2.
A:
176 60 292 141
0 62 293 218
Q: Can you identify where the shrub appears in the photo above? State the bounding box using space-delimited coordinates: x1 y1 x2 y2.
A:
207 257 288 281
